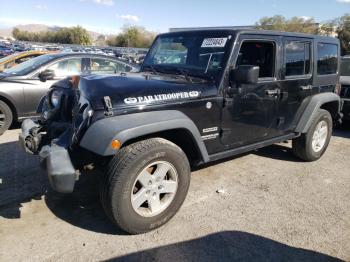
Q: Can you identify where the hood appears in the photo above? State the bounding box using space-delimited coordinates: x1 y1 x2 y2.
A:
78 73 217 110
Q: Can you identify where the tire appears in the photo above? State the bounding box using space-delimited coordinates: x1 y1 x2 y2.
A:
292 109 332 161
101 138 191 234
0 100 13 135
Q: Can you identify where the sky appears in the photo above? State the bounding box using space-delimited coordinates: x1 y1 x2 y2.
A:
0 0 349 34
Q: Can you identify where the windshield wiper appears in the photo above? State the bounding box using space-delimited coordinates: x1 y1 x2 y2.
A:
143 65 160 74
173 68 193 83
174 68 215 83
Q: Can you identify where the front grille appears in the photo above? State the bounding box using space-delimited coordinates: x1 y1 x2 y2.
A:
340 85 350 98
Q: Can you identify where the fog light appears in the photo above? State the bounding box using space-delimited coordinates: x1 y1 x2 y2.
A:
111 139 121 150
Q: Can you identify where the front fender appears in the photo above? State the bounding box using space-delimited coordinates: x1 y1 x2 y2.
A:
79 110 209 162
295 93 341 133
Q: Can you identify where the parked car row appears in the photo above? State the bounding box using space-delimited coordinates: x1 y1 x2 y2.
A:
0 39 149 64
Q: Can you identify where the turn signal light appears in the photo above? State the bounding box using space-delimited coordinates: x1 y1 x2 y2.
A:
111 139 121 150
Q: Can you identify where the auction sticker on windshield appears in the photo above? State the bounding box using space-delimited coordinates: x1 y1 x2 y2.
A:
201 38 228 48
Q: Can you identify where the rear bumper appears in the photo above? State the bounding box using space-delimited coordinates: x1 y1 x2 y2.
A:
19 119 76 193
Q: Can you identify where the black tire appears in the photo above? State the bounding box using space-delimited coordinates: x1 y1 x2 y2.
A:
101 138 191 234
292 109 332 161
0 100 13 135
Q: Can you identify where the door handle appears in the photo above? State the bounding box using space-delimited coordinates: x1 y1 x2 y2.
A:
300 85 313 91
265 89 280 96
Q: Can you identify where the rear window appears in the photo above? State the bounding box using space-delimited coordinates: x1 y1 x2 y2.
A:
317 43 338 75
285 41 311 77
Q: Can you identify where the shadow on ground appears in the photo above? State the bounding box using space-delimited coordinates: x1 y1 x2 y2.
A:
0 126 348 235
0 139 122 234
334 121 350 139
106 231 344 262
0 140 48 217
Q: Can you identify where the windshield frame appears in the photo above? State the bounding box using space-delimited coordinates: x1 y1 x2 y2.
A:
141 30 235 84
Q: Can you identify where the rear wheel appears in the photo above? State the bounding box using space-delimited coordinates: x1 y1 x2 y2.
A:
0 100 13 135
100 138 191 234
292 109 332 161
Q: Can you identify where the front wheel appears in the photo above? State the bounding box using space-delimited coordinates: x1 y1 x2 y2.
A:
292 109 332 161
101 138 191 234
0 100 13 135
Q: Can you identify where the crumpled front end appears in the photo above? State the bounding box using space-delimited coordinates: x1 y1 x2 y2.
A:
18 77 95 193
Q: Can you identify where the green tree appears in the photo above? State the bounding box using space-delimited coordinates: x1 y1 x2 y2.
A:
256 15 318 34
336 14 350 55
107 26 156 48
11 26 92 45
12 27 20 39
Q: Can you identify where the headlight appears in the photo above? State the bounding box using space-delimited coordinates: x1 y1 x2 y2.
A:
50 90 62 108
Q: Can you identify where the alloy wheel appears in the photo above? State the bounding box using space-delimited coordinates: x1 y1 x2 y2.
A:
131 161 178 217
311 120 328 153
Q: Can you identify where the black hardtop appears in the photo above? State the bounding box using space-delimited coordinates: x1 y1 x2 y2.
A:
166 27 339 44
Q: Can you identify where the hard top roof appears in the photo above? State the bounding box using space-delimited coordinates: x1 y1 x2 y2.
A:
167 27 339 43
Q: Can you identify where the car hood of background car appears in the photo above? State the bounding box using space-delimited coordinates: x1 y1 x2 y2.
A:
78 73 218 110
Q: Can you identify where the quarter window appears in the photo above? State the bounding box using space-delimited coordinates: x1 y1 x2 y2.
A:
285 41 311 76
236 41 275 78
317 43 338 75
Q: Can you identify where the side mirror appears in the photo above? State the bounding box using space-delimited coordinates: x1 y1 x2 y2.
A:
38 69 55 82
230 65 259 85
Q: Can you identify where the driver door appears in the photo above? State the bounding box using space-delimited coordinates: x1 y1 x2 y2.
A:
221 35 283 148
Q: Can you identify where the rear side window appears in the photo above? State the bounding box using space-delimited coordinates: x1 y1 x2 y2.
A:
317 43 338 75
285 41 311 77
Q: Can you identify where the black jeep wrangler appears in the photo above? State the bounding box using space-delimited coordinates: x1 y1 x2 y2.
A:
19 28 342 234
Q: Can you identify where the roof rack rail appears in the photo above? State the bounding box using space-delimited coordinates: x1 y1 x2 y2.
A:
169 26 256 32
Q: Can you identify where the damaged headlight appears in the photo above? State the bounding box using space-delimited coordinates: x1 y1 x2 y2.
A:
50 90 63 108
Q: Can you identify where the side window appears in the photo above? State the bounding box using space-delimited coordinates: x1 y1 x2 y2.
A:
317 43 338 75
285 41 311 77
236 41 275 78
47 58 82 77
15 54 39 64
90 58 131 74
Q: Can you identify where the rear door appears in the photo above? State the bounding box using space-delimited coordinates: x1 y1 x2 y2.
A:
278 37 314 132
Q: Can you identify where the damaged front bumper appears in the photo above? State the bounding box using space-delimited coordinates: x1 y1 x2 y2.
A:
19 119 77 193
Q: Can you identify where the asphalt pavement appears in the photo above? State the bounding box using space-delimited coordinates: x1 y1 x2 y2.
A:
0 125 349 261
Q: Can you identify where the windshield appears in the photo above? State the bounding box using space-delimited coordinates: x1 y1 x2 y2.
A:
340 58 350 76
0 52 21 63
4 54 56 76
142 32 233 82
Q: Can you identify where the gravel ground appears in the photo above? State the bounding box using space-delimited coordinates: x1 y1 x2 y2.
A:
0 125 349 262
